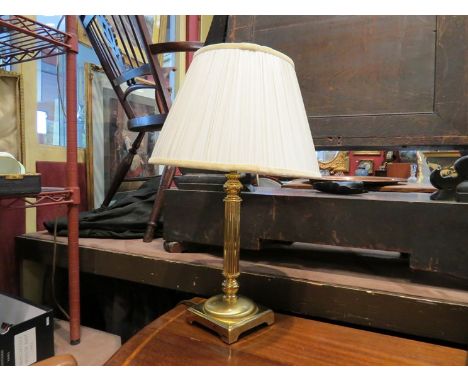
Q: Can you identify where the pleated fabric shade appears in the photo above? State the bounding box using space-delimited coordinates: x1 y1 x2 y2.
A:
149 43 321 179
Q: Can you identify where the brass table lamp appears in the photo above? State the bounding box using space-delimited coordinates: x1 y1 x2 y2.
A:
149 43 321 343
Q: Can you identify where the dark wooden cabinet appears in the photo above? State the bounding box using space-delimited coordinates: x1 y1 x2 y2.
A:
226 16 468 149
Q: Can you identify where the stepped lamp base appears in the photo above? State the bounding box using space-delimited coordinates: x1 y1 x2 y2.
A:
186 295 274 344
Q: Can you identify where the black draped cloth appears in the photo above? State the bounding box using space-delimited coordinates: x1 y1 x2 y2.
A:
44 176 162 239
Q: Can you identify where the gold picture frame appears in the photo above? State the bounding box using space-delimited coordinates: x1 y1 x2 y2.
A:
85 63 101 209
85 63 159 209
0 69 25 163
318 151 350 174
77 21 92 47
422 150 461 172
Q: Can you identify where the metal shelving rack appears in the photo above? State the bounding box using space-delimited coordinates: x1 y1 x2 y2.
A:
0 15 81 345
0 188 74 209
0 15 70 66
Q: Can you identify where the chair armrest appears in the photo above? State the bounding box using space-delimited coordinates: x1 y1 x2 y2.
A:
123 83 157 101
149 41 204 55
128 113 167 132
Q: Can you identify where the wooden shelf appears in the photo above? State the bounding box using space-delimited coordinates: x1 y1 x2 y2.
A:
16 232 468 345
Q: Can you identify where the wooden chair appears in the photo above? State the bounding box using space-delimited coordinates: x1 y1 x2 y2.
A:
79 15 203 241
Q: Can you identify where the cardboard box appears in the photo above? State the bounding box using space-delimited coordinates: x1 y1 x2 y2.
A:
0 293 54 366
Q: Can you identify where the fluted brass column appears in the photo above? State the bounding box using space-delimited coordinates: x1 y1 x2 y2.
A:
203 173 256 319
221 172 242 302
186 172 274 344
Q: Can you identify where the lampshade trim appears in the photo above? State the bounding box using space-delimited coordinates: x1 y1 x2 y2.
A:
148 157 321 179
194 43 294 68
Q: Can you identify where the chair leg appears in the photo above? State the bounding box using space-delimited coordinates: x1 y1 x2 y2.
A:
101 132 145 208
143 165 176 242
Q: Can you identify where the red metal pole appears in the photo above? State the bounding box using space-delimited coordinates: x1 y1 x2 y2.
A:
65 15 81 345
186 15 200 69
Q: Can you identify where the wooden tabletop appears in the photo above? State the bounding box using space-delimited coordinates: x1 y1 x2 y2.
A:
106 298 467 366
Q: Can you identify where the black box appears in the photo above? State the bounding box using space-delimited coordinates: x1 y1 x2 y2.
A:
0 174 41 197
0 293 54 366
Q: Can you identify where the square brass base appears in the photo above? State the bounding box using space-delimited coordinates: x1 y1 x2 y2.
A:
186 301 275 344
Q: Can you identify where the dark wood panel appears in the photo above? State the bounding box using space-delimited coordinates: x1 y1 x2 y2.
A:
226 15 255 37
106 298 467 366
226 16 468 149
205 16 229 45
254 16 436 116
251 15 315 30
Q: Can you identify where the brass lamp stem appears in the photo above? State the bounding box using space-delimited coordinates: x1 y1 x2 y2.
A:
222 172 243 303
186 171 274 344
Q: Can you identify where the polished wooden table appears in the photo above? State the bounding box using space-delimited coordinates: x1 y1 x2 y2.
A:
106 298 467 366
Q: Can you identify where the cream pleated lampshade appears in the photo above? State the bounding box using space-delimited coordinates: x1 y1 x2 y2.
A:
149 43 321 178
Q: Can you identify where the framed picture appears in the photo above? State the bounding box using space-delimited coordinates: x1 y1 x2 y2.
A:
422 150 461 172
357 159 374 175
77 22 92 47
0 69 24 163
85 63 160 209
317 151 349 175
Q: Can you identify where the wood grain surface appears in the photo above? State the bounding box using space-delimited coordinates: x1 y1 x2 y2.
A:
106 298 467 366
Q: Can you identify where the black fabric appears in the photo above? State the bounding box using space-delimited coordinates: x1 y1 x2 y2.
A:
44 176 162 239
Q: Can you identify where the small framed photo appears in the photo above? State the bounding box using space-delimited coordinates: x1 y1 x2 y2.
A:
357 159 374 175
